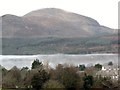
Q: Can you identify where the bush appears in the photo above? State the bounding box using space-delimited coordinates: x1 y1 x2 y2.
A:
94 63 102 70
31 70 49 90
51 65 80 89
2 66 21 88
78 64 86 71
83 74 94 89
108 61 113 66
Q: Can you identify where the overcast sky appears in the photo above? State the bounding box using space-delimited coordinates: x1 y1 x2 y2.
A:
0 0 119 29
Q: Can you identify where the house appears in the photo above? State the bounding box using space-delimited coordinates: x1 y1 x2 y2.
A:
96 65 119 80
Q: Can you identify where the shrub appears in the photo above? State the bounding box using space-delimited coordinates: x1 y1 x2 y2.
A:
94 63 102 70
51 64 80 89
31 70 49 90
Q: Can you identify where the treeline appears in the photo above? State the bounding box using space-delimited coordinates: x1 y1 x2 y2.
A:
1 59 119 90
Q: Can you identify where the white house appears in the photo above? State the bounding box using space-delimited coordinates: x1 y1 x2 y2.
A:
96 65 119 80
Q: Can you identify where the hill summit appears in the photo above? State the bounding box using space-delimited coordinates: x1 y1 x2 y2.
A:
2 8 116 38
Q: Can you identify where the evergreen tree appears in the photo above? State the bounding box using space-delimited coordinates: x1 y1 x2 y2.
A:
83 73 93 90
31 59 43 69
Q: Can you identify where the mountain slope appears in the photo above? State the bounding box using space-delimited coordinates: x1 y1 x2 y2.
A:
1 8 118 55
2 8 117 38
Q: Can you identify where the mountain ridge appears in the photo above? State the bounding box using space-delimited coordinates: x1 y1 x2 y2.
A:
1 8 117 38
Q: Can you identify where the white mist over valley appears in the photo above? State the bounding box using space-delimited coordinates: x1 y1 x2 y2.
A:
0 54 118 70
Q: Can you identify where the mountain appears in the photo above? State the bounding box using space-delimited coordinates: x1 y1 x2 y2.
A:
1 8 118 55
2 8 117 38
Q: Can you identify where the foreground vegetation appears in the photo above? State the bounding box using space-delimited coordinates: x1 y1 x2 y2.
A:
1 59 119 90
